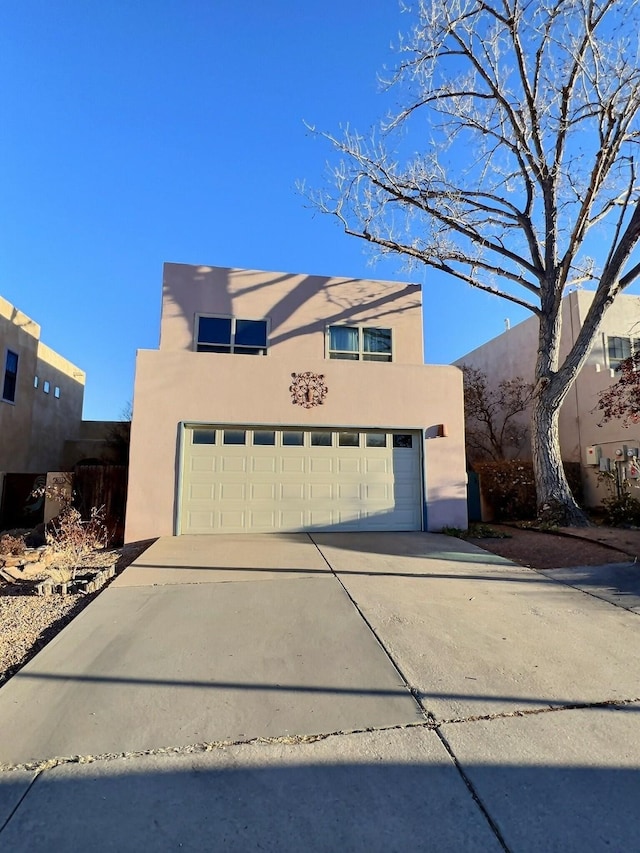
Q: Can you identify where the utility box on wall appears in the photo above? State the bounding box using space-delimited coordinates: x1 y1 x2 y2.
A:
584 445 601 466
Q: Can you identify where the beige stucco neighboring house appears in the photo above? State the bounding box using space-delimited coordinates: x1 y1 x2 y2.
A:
125 262 468 541
454 290 640 507
0 296 85 474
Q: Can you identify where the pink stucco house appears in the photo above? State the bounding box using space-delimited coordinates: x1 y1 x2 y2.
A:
124 263 467 540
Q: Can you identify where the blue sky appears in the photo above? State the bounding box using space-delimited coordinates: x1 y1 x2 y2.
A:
0 1 531 421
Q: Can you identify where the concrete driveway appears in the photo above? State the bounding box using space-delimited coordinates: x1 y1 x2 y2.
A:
0 532 639 851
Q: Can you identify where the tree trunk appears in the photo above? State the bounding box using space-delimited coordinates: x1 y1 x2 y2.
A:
531 388 589 526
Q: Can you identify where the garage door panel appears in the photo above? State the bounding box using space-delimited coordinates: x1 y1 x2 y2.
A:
220 510 246 528
181 427 422 533
280 510 305 528
337 458 361 474
282 457 305 473
221 457 247 473
250 482 276 500
310 457 333 473
252 456 277 473
187 511 215 530
308 510 334 527
337 483 361 499
220 483 246 500
364 458 389 474
364 483 390 500
309 483 333 499
280 483 305 500
249 511 277 527
191 457 215 472
189 484 215 500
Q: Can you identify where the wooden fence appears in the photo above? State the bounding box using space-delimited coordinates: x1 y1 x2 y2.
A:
72 464 128 545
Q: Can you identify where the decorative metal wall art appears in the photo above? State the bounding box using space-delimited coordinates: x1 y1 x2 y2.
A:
289 372 328 408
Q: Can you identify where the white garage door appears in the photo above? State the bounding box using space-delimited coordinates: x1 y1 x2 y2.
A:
179 426 422 533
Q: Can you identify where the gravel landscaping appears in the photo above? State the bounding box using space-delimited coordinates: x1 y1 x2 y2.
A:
0 539 154 687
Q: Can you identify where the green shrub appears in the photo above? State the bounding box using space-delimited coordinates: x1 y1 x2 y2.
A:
441 524 511 540
597 471 640 526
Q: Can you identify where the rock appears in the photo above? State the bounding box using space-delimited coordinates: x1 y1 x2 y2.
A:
21 551 42 563
21 560 47 578
1 565 24 581
2 556 25 568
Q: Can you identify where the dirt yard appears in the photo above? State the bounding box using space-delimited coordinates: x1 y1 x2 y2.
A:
469 524 637 569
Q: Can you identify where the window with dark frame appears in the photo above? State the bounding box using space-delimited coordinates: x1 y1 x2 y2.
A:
223 429 246 445
282 431 304 446
607 336 640 370
253 430 276 446
192 428 216 445
311 431 332 446
2 351 18 402
366 433 387 448
328 325 392 361
196 315 268 355
338 431 360 447
392 434 413 449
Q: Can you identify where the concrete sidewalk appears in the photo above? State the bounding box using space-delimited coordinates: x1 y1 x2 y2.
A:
0 532 639 851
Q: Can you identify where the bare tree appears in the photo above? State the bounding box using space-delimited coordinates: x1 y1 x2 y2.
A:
462 365 533 461
309 0 640 525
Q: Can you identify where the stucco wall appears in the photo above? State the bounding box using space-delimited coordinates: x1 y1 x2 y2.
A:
125 352 467 541
454 290 640 507
28 343 86 472
569 291 640 506
0 298 40 471
0 296 85 474
160 263 425 364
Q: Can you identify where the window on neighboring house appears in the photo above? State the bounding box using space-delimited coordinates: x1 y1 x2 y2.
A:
2 351 18 402
196 315 268 354
43 380 50 394
607 336 640 370
54 386 61 398
34 376 39 389
327 325 392 361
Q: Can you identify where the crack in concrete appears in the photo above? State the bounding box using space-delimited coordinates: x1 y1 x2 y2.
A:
0 719 439 774
437 695 640 726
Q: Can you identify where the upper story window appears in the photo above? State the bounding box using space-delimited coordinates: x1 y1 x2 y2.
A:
327 325 392 362
2 350 18 403
196 315 268 355
607 336 640 370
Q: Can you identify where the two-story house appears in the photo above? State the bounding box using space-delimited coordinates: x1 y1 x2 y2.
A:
454 290 640 508
0 295 85 474
124 263 467 540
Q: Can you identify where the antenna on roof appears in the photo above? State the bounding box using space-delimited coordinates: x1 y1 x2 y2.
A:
504 318 511 331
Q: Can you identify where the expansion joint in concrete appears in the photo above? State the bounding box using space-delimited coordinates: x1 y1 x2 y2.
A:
306 534 431 722
433 723 511 852
0 769 42 836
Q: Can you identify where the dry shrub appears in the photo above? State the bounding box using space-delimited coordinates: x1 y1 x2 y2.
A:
474 460 583 521
46 505 109 584
0 534 26 556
